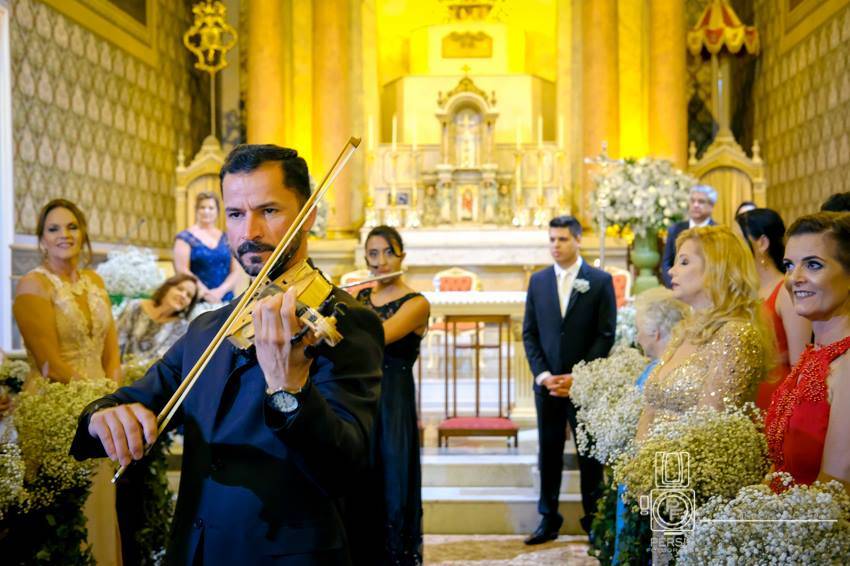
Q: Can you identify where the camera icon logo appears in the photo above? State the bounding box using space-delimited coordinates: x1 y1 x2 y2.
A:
639 451 696 535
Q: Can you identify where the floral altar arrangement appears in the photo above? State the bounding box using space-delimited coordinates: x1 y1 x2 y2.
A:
0 377 115 564
96 246 165 317
678 476 850 565
589 155 696 293
570 346 649 465
614 403 770 507
589 156 695 238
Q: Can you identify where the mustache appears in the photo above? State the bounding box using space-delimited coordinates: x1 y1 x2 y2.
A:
236 240 276 256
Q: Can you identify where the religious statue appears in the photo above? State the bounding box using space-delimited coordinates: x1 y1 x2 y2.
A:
422 185 440 226
496 184 513 225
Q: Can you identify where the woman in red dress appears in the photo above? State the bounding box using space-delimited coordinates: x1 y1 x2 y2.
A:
735 209 811 411
766 212 850 490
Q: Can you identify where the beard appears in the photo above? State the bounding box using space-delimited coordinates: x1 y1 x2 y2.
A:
234 232 303 277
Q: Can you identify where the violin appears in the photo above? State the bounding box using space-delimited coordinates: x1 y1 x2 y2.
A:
228 259 343 351
112 137 361 483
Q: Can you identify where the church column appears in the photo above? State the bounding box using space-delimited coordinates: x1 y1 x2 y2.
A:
313 0 355 238
648 0 687 167
246 0 286 144
581 0 619 221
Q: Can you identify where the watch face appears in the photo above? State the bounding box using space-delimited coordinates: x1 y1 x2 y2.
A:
269 391 299 413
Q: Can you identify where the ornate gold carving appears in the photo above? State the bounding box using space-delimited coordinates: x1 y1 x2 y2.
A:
438 76 496 107
442 31 493 59
441 0 500 21
183 1 237 74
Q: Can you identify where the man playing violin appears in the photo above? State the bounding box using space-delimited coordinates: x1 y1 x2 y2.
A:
71 145 384 565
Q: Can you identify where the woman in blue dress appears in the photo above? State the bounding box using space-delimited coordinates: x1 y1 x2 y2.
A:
173 191 241 303
356 225 430 565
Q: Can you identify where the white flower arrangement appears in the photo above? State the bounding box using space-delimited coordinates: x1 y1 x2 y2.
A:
589 156 696 237
678 477 850 565
614 299 637 348
96 246 165 299
573 278 590 294
570 346 649 464
0 442 24 520
614 403 770 506
7 377 115 512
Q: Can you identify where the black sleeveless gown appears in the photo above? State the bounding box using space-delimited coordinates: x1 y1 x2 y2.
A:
356 288 424 565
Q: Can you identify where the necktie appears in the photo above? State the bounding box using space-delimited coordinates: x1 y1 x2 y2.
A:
559 271 569 317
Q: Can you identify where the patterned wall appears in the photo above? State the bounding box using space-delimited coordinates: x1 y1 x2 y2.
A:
753 0 850 222
10 0 209 249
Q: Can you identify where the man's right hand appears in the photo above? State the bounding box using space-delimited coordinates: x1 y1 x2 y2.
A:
543 374 572 398
88 403 158 467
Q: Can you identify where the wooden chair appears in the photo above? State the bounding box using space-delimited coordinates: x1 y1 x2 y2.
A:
437 314 518 448
426 267 481 369
603 264 632 308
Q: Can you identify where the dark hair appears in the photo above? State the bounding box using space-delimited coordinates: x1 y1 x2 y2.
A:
736 208 787 272
151 273 200 318
821 192 850 213
786 212 850 273
549 215 582 238
36 199 93 265
220 144 311 204
195 191 220 212
734 201 757 217
365 225 404 255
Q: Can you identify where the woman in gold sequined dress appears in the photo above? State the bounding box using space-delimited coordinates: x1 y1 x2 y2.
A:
637 225 770 441
13 200 122 566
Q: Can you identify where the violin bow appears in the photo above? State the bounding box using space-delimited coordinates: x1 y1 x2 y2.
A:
112 137 361 483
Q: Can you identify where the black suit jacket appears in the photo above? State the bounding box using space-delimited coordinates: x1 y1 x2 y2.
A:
70 287 384 565
661 218 716 287
522 261 617 393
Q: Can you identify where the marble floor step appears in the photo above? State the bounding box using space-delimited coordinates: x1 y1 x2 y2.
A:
422 453 581 493
423 486 584 535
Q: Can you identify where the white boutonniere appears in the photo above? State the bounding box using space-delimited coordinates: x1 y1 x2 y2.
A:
574 278 590 294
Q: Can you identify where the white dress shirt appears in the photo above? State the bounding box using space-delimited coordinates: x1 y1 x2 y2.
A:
535 257 583 386
688 217 712 228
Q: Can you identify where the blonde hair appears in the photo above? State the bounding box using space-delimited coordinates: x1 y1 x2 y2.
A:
635 287 690 342
672 226 771 353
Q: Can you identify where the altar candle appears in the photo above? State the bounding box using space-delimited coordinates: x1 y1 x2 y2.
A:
367 115 374 152
558 115 564 150
515 121 521 150
537 115 543 150
411 117 417 152
391 114 398 153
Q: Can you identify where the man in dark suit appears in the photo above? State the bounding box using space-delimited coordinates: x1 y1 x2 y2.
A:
70 145 384 565
661 184 717 287
522 215 617 545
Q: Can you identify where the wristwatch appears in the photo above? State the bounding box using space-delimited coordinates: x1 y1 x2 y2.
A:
265 385 303 414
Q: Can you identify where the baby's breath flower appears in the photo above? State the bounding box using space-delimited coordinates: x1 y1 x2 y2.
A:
678 479 850 564
571 347 649 464
614 403 769 506
11 378 115 511
96 246 164 298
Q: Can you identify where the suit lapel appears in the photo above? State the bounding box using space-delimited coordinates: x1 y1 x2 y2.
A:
563 262 589 321
542 266 563 330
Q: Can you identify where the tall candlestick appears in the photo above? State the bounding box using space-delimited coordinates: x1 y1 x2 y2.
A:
558 115 564 150
391 114 398 153
537 115 543 149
